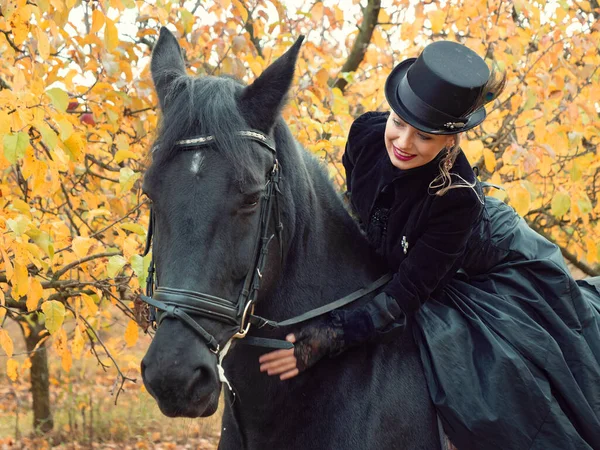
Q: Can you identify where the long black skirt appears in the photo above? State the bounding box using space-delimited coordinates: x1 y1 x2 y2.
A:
414 197 600 450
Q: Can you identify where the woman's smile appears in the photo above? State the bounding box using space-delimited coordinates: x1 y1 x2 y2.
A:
392 145 417 161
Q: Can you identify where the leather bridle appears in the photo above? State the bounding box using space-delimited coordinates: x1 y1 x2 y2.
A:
139 129 391 355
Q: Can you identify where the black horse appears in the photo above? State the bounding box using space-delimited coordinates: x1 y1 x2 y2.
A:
140 27 442 449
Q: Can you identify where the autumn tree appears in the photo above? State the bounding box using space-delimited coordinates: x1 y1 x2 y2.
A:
0 0 598 435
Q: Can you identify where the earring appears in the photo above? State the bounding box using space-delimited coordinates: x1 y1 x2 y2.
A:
443 151 453 171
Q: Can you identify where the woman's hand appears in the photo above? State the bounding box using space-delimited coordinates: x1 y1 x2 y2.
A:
259 334 299 380
258 319 347 380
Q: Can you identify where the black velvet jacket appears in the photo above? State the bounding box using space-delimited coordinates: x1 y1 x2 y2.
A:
343 112 484 316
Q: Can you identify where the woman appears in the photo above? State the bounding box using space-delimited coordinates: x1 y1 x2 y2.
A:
259 41 600 449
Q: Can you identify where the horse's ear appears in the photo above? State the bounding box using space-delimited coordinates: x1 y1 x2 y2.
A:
239 36 304 132
151 27 187 110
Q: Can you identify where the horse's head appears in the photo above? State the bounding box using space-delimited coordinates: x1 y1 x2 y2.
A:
140 28 303 417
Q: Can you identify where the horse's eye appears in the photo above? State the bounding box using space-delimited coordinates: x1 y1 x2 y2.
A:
241 194 260 210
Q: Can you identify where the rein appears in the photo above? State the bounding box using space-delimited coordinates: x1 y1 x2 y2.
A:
139 129 391 354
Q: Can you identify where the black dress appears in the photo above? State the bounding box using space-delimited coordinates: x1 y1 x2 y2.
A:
343 112 600 450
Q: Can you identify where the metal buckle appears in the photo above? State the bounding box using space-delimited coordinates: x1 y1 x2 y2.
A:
234 301 255 339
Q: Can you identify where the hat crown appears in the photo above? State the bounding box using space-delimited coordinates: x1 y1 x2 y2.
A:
408 41 490 118
384 40 491 134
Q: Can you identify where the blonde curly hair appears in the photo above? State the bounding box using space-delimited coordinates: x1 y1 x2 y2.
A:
430 65 506 199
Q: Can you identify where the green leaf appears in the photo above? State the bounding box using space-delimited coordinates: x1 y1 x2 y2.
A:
130 253 151 288
578 195 592 215
46 88 69 112
551 192 570 217
571 161 582 182
119 167 140 193
3 132 29 164
41 300 65 335
26 229 55 259
107 255 127 278
57 119 73 140
121 222 146 235
7 216 30 236
38 123 58 150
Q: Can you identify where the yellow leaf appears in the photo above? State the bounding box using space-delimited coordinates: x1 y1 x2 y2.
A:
0 329 14 358
72 236 94 259
232 0 248 21
36 27 50 59
124 319 139 347
104 18 119 52
27 277 44 312
114 134 129 151
508 184 531 216
586 238 598 265
63 132 84 162
1 248 14 281
462 139 484 163
41 300 66 335
0 110 11 134
483 148 496 173
91 9 105 34
71 325 85 359
6 358 19 381
429 9 446 34
13 262 29 298
81 293 98 317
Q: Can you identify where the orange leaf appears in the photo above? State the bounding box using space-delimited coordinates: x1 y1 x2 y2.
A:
0 329 14 358
1 248 13 281
124 319 139 347
429 9 446 34
12 262 29 298
91 9 105 34
27 277 44 312
6 358 19 381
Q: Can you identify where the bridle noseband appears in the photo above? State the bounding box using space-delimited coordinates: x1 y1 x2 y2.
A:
139 129 392 355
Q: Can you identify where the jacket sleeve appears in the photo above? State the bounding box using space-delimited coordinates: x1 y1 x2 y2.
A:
383 189 482 314
351 189 482 338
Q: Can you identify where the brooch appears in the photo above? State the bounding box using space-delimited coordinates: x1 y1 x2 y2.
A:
401 236 409 254
443 121 466 129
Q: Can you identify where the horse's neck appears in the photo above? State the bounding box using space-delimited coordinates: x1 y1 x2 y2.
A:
265 154 385 319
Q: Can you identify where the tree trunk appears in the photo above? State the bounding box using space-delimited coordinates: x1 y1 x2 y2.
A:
333 0 381 92
21 319 53 434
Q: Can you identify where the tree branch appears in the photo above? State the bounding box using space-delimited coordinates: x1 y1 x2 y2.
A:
333 0 381 92
52 251 121 280
529 224 599 277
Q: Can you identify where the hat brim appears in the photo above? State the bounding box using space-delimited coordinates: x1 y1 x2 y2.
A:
384 58 486 135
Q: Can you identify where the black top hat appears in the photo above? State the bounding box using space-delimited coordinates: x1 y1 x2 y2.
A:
385 41 490 135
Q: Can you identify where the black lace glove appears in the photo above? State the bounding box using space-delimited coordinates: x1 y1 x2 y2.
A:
293 292 408 372
293 304 378 372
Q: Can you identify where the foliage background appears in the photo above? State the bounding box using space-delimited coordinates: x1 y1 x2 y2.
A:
0 0 599 445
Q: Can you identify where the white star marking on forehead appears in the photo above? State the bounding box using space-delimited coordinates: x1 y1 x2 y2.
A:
190 151 204 174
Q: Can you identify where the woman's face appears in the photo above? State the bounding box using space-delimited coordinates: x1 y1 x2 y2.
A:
384 111 455 170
